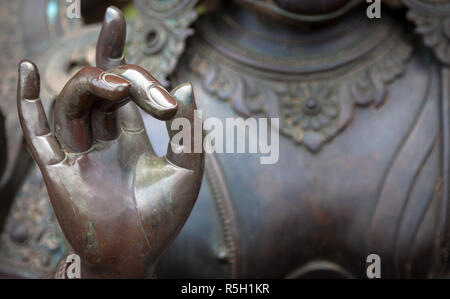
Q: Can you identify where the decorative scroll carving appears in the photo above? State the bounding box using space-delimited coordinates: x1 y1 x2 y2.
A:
127 0 199 86
404 0 450 65
134 0 198 18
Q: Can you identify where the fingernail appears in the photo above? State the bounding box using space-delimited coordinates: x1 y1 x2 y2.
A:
104 6 122 23
149 85 177 109
19 60 40 99
102 73 130 90
172 83 193 105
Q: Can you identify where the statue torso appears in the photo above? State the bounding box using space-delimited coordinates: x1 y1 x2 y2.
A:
157 5 446 278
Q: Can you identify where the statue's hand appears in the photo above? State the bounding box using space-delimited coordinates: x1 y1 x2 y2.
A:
17 7 204 278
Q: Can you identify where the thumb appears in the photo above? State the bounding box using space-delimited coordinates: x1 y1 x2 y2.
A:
166 83 204 171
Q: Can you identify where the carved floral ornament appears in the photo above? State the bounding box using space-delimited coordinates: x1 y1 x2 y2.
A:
279 82 341 151
187 32 413 153
404 0 450 65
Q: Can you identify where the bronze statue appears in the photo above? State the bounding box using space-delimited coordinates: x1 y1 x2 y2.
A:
0 0 450 279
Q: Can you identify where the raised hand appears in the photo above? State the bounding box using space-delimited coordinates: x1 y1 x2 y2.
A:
17 6 204 278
